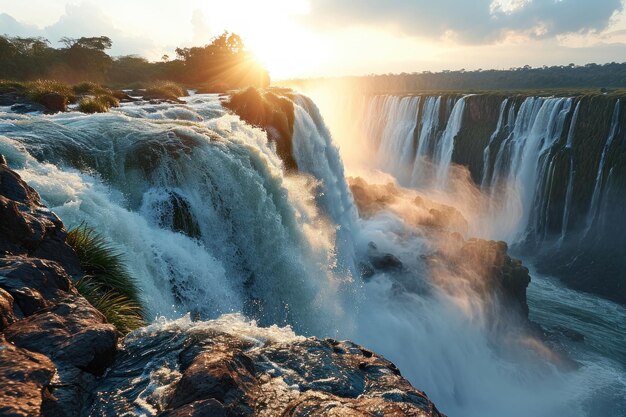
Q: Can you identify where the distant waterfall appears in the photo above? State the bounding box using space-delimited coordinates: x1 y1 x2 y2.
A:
434 96 467 188
559 101 580 244
361 92 626 247
411 96 442 187
585 100 621 235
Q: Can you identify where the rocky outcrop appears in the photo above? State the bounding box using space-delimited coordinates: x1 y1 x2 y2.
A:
347 176 531 326
426 237 531 325
0 156 118 416
88 317 445 417
223 87 297 170
348 177 468 234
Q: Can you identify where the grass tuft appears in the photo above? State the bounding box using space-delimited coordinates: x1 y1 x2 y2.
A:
77 95 120 113
24 79 76 103
144 80 187 101
67 225 144 333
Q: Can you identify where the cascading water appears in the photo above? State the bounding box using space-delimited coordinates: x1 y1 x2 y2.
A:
411 96 442 187
481 98 509 189
1 92 624 417
433 96 467 189
585 100 621 235
559 101 581 244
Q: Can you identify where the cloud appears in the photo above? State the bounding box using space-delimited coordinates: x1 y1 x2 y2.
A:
1 3 159 58
305 0 625 43
191 9 212 45
44 3 157 56
0 13 45 37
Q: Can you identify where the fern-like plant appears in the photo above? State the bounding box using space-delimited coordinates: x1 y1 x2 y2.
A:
67 225 144 334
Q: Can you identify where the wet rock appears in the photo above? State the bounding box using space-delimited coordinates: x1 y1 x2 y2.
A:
39 92 68 113
0 157 118 415
0 257 73 316
0 335 56 417
5 295 117 375
426 237 531 323
11 103 48 114
159 399 227 417
90 322 445 417
0 161 81 276
0 288 19 330
367 242 403 273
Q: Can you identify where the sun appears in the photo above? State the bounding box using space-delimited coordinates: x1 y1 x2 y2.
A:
200 0 326 80
244 24 328 80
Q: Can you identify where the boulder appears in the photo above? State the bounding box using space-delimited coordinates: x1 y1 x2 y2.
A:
0 288 19 330
5 295 117 375
367 242 403 273
88 322 445 417
0 257 73 316
0 160 82 276
0 335 56 417
39 92 68 113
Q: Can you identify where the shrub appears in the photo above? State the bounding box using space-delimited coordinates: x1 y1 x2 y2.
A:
73 81 112 96
75 279 144 334
78 94 120 113
24 79 76 103
144 80 187 101
67 225 144 333
0 80 26 93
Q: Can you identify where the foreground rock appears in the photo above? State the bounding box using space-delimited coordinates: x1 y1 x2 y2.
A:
88 316 445 417
0 156 118 416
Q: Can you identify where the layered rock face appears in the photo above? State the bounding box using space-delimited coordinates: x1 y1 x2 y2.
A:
0 156 445 416
0 156 118 416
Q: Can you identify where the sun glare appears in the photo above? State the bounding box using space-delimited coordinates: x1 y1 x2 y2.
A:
199 0 325 79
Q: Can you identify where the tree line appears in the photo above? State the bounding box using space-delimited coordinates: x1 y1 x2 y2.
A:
286 62 626 93
0 32 269 90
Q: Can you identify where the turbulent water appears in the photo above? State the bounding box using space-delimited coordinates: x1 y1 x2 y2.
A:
0 93 624 417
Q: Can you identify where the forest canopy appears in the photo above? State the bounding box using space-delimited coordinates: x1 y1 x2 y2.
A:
285 62 626 93
0 32 269 90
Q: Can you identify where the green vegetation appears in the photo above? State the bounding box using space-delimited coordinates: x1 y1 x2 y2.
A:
144 80 187 101
67 225 144 334
0 32 269 91
77 95 119 113
283 63 626 93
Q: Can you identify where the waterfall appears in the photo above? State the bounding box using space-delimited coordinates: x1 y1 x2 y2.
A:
292 94 359 276
0 97 346 336
433 96 467 189
559 101 581 244
378 96 421 182
411 96 442 187
585 100 621 235
481 98 509 188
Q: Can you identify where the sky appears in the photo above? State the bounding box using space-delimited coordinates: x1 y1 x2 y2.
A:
1 0 626 79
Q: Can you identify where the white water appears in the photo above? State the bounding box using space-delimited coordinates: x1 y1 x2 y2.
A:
559 102 581 244
585 100 621 235
1 94 624 417
434 96 467 189
481 98 509 189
